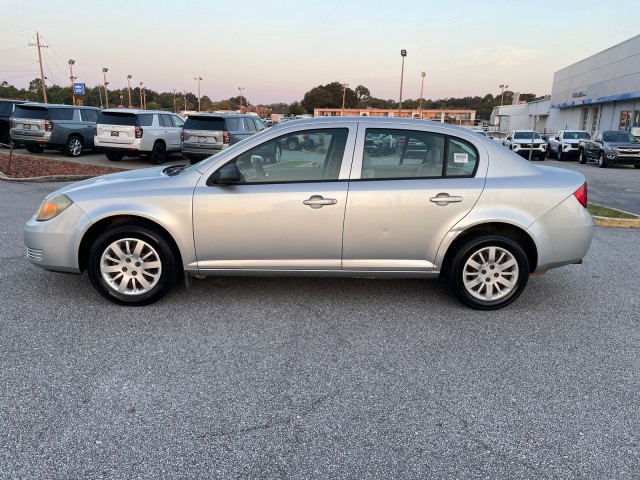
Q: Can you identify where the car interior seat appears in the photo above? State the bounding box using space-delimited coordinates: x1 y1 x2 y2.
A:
414 147 441 177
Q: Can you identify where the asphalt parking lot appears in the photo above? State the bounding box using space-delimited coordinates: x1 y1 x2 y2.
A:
1 177 639 479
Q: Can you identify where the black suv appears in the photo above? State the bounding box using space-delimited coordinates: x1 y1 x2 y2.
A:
181 113 279 163
0 99 27 147
10 103 100 157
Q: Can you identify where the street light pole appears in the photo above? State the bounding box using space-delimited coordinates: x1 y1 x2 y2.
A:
399 49 407 115
139 82 143 109
173 89 177 113
194 76 202 112
499 84 509 106
68 60 76 105
127 75 132 107
341 83 349 116
419 72 426 119
102 68 109 109
238 87 244 112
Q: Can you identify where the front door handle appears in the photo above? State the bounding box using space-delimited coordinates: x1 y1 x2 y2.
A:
430 193 463 206
303 195 337 209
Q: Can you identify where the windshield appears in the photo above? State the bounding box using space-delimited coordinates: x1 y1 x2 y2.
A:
514 131 541 140
564 131 590 140
603 131 636 142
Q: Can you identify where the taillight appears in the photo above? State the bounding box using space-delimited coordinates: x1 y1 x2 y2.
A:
573 182 588 208
223 131 230 144
44 120 54 132
135 126 143 139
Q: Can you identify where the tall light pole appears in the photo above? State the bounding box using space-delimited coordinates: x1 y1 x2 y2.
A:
238 87 244 112
341 83 349 116
398 49 407 115
102 68 109 109
139 82 144 109
419 72 426 119
68 59 76 105
183 91 187 111
499 84 509 106
127 75 132 107
194 76 202 112
173 89 177 113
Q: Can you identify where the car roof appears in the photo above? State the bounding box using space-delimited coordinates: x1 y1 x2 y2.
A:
100 108 176 114
186 113 255 118
17 102 98 110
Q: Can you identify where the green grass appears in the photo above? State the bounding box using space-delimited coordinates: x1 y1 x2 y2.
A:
588 203 639 219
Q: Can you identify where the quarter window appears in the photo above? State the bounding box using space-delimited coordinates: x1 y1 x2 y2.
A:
138 114 154 127
49 108 74 121
80 109 99 122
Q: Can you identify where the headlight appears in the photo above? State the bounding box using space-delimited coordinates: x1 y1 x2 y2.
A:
605 145 618 153
36 194 73 221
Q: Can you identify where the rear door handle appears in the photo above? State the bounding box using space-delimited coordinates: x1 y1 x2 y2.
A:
430 193 463 206
303 195 337 209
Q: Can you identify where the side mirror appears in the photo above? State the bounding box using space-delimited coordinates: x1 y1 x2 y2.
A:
209 163 242 185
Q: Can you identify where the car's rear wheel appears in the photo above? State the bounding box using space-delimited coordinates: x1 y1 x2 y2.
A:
64 136 83 157
87 224 180 306
286 138 299 150
150 142 166 164
578 150 587 164
446 234 529 310
26 145 45 154
597 152 608 168
106 152 124 161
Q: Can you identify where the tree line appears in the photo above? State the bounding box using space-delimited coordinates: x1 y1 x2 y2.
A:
1 78 544 120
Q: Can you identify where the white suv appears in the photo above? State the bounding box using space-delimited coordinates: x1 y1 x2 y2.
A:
95 109 184 164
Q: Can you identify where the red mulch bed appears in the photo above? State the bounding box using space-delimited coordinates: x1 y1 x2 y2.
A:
0 151 123 179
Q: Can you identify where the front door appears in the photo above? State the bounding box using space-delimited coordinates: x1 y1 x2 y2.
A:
192 127 354 271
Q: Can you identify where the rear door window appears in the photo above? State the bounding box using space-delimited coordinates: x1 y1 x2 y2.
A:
49 108 74 121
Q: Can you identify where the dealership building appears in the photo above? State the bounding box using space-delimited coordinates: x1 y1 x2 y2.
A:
491 34 640 135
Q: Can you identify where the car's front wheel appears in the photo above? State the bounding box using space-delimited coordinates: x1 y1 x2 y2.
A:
87 224 180 306
578 150 587 164
26 145 45 154
597 152 608 168
446 234 530 310
106 152 124 161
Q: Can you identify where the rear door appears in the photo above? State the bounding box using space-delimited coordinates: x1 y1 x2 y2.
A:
95 111 138 145
342 124 486 272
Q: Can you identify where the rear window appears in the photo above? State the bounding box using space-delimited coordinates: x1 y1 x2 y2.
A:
184 116 225 131
14 106 47 120
98 112 137 126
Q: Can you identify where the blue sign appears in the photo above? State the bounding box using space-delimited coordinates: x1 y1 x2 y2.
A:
73 83 85 95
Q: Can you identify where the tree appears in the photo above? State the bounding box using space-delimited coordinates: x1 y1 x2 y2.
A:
300 81 358 112
288 102 306 116
354 85 371 107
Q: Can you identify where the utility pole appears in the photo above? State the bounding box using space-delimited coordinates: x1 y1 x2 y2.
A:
127 75 132 107
173 89 177 113
68 59 76 105
419 72 426 119
102 68 109 109
29 32 48 103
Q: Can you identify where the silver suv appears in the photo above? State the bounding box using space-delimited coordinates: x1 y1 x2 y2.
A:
182 113 272 163
95 109 184 164
10 103 100 157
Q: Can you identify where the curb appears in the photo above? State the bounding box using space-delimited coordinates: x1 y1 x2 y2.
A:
0 171 97 182
593 216 640 228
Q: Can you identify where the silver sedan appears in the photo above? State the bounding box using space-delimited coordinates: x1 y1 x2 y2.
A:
24 117 593 310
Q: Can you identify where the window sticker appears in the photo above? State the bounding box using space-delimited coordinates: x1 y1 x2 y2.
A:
454 153 468 164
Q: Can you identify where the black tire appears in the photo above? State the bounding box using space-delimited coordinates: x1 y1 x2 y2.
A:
64 136 84 157
87 223 180 306
106 152 124 161
537 155 545 161
150 142 166 164
597 152 608 168
2 130 12 148
286 138 299 150
187 153 202 165
445 234 530 310
578 150 587 164
26 145 45 154
548 147 556 159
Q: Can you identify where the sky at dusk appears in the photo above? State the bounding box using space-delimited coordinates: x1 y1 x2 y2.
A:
1 0 638 105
